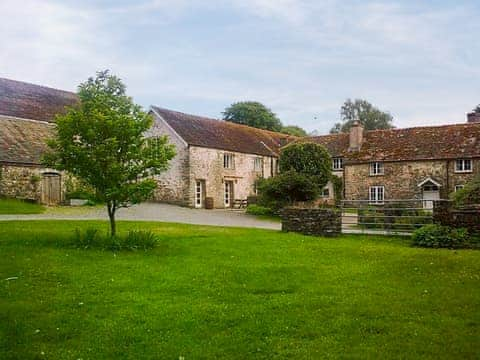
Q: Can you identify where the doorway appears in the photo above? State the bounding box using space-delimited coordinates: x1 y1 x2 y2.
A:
224 181 234 208
418 178 441 209
194 180 205 208
41 173 61 205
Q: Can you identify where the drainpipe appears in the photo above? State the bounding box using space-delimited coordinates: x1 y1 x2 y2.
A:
446 159 450 198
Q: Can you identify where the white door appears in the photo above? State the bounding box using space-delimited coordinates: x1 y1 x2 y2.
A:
224 181 233 207
423 190 440 209
195 180 204 208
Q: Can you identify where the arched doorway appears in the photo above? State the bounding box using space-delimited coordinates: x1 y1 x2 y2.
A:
41 172 61 205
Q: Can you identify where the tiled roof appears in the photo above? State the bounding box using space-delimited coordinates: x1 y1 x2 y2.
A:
309 123 480 162
0 78 78 122
151 106 296 156
0 116 55 165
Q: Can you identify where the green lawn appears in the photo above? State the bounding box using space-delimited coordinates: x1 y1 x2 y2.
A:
1 221 479 359
0 198 45 214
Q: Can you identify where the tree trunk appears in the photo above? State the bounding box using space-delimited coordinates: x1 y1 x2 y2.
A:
107 202 116 237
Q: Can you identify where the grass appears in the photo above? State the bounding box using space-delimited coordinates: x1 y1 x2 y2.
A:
1 221 479 359
0 198 45 215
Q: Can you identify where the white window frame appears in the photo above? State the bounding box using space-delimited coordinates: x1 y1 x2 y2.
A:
455 159 472 173
194 180 203 208
370 162 384 176
223 153 235 169
332 157 343 171
454 184 464 192
254 157 263 172
369 186 385 205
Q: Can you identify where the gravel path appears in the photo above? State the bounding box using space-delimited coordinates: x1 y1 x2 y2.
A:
0 202 281 230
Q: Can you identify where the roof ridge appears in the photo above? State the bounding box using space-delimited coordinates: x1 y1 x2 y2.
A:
0 77 76 96
151 105 297 139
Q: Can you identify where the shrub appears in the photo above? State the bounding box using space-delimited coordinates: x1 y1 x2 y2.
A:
71 228 158 251
452 174 480 206
246 204 275 216
412 224 473 249
279 142 332 189
256 171 320 210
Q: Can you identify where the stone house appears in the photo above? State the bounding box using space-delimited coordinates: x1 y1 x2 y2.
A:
310 118 480 208
146 106 293 208
0 78 77 204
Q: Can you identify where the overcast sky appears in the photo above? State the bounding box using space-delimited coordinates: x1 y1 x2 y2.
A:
1 0 479 134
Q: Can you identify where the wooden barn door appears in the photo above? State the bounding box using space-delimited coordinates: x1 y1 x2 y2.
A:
41 173 61 205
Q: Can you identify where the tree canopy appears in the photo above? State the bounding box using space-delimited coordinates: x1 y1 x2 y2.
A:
43 71 176 236
330 99 394 134
279 142 332 189
222 101 282 132
474 104 480 113
280 125 307 137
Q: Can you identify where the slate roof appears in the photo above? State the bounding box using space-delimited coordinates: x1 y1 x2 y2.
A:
0 116 55 165
309 123 480 163
151 106 295 157
0 78 78 122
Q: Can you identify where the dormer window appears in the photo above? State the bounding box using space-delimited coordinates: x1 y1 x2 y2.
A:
455 159 472 173
370 162 384 176
224 153 235 169
332 157 343 171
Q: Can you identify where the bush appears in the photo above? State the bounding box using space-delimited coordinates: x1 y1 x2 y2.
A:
256 171 320 211
279 142 332 189
452 174 480 206
246 204 275 216
71 228 158 251
412 224 473 249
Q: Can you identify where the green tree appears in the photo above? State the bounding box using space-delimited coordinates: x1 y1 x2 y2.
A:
452 174 480 206
474 104 480 113
222 101 282 132
281 125 307 137
43 71 176 237
279 142 332 189
330 98 394 134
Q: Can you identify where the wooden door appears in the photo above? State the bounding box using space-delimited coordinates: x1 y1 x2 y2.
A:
41 173 61 205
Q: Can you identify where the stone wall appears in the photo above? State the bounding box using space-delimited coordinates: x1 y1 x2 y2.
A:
281 207 341 236
433 200 480 234
0 164 64 203
189 146 276 208
344 159 480 201
145 116 191 206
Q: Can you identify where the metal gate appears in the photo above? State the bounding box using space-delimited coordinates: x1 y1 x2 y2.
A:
340 199 433 235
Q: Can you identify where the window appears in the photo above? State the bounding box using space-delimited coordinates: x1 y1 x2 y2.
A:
224 153 235 169
254 157 263 172
369 186 384 204
455 185 464 192
321 187 330 198
455 159 472 173
370 162 384 176
332 158 343 171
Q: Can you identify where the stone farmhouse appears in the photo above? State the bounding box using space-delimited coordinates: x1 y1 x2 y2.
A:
1 77 479 209
311 119 480 208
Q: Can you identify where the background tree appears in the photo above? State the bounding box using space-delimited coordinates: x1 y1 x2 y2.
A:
330 98 394 133
474 104 480 113
280 125 307 137
256 142 332 210
44 71 176 237
222 101 282 132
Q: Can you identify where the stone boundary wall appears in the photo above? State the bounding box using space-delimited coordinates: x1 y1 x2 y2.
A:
281 207 341 237
433 200 480 234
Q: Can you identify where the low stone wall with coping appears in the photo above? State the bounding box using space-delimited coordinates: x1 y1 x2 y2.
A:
433 200 480 234
281 207 341 237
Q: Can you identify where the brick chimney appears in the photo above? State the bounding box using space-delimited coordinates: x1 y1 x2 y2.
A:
467 112 480 123
349 120 364 151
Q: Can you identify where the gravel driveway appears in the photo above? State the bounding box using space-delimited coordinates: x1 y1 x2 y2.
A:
0 202 281 230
